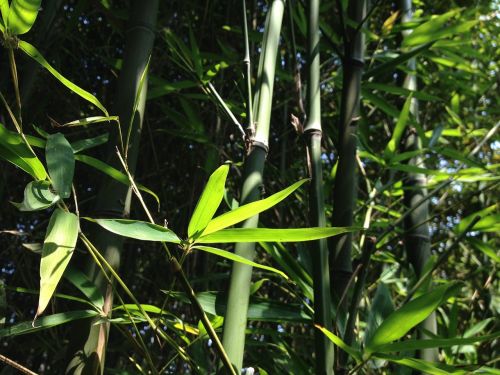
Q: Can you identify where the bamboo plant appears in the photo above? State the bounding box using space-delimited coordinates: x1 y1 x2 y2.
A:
65 1 159 373
303 0 334 374
221 0 286 370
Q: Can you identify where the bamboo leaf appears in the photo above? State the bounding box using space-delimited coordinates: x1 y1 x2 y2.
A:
0 0 9 27
64 267 104 310
314 325 362 362
0 123 47 180
6 0 41 35
74 154 159 205
202 179 309 236
188 164 230 238
18 41 108 115
374 354 469 374
364 82 441 101
70 133 109 154
195 227 359 244
0 310 98 338
93 219 181 243
37 209 79 316
365 283 461 353
466 238 499 263
192 245 288 279
12 180 60 211
364 42 434 78
46 133 75 199
372 332 500 353
384 93 413 160
61 116 119 127
364 283 394 346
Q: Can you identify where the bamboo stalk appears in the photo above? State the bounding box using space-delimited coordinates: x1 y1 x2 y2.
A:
221 1 286 371
303 0 334 373
330 0 367 324
399 0 437 362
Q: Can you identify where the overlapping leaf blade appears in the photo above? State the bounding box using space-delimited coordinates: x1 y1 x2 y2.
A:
6 0 41 34
188 164 229 238
0 123 47 180
46 133 75 199
13 180 60 211
201 179 309 236
365 283 461 353
38 209 79 316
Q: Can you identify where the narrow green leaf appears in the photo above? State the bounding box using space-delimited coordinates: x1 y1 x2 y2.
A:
61 116 119 127
74 154 159 205
37 209 79 316
467 238 499 263
70 133 109 154
385 93 413 160
0 310 98 338
7 0 41 35
18 41 108 115
12 180 60 211
364 83 440 101
364 283 394 346
46 133 75 199
365 283 461 353
196 227 358 244
93 219 181 244
375 354 468 375
202 179 309 235
188 164 230 238
372 332 500 353
364 42 434 78
315 324 362 362
0 123 47 180
192 245 288 279
64 267 104 310
455 205 497 235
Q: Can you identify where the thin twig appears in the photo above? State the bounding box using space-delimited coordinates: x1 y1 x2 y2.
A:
0 354 38 375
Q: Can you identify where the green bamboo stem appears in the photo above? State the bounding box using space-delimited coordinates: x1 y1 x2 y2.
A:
65 1 159 373
399 0 437 363
303 0 334 373
221 1 285 371
330 0 367 322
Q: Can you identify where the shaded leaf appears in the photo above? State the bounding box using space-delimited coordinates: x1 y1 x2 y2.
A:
375 354 468 374
64 267 104 310
38 209 79 316
46 133 74 199
192 245 288 279
315 325 362 362
0 310 98 337
18 41 108 115
365 283 461 353
93 219 181 243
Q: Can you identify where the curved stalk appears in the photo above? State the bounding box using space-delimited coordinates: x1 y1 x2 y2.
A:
221 0 285 371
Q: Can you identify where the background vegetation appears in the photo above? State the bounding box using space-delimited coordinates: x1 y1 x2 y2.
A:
0 0 498 374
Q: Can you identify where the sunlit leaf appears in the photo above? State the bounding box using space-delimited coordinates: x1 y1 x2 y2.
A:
46 133 75 199
37 209 79 316
188 164 229 238
384 93 413 160
192 245 288 279
375 354 468 374
315 324 362 362
195 227 359 243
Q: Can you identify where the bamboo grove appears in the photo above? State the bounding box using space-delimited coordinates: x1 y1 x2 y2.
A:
0 0 498 374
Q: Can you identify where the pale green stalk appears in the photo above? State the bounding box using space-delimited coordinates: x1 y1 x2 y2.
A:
303 0 334 373
221 0 286 371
